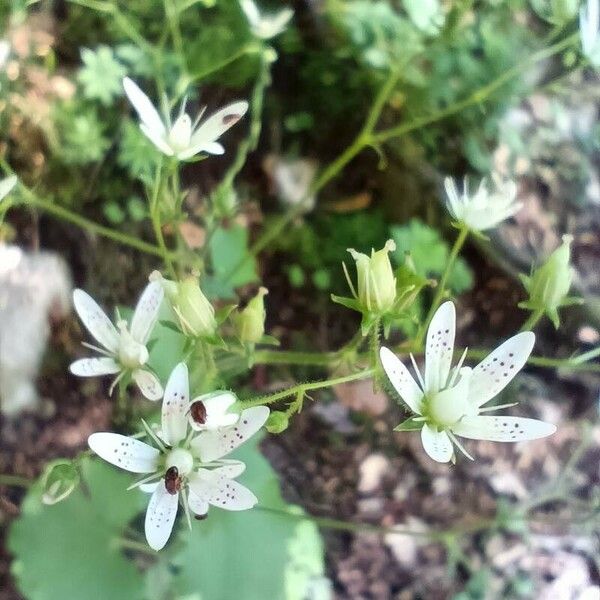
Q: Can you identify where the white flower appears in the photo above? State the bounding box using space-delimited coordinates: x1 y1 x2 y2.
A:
0 175 17 203
70 280 164 400
188 390 240 431
88 363 269 551
240 0 294 39
580 0 600 67
444 175 521 231
380 302 556 463
123 77 249 160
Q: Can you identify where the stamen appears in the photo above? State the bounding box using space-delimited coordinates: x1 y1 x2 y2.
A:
81 341 113 357
447 430 474 461
140 418 167 453
342 262 358 299
108 370 126 396
127 472 161 491
447 347 468 388
409 353 425 390
181 487 193 531
479 402 518 413
192 105 207 129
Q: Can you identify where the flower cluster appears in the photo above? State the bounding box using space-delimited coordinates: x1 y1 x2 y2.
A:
89 362 269 550
380 302 556 463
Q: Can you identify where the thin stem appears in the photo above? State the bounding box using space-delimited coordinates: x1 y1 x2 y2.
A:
239 368 375 409
418 225 469 346
520 308 545 332
253 349 340 366
187 43 261 84
15 184 171 259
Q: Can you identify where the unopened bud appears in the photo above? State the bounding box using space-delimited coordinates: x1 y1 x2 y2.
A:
234 287 268 343
346 240 397 313
41 460 79 505
520 235 575 328
266 411 289 433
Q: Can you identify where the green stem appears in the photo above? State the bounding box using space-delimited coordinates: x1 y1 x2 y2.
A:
418 225 469 346
239 368 375 409
187 43 261 84
16 185 171 259
372 33 579 145
0 474 32 488
520 308 545 332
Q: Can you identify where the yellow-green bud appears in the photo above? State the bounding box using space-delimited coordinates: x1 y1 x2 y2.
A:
41 460 79 505
235 287 268 343
347 240 397 313
266 411 289 433
521 235 574 328
174 276 217 337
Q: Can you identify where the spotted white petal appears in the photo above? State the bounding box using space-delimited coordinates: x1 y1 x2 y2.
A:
133 369 163 401
70 357 121 377
88 432 160 473
468 332 535 408
145 484 179 551
452 415 556 442
379 347 424 415
161 363 190 446
123 77 166 138
187 101 249 154
190 406 269 462
73 289 120 353
130 280 164 344
188 467 257 512
0 175 17 202
424 301 456 393
189 391 239 431
420 424 453 463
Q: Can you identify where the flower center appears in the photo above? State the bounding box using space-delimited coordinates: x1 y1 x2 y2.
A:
168 114 192 152
165 448 194 476
117 322 148 369
427 391 466 427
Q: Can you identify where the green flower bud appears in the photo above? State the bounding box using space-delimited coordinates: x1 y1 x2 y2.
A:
520 235 575 328
41 460 79 505
174 276 217 337
346 239 397 313
266 411 289 433
235 287 268 343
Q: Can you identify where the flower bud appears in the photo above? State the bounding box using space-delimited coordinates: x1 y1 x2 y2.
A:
346 240 397 313
234 287 268 343
520 235 574 328
174 276 217 337
266 411 289 433
41 460 79 505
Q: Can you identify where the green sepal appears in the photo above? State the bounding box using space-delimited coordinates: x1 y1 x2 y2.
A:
393 416 424 432
330 294 362 313
158 319 183 334
360 312 377 336
215 303 238 326
259 334 280 347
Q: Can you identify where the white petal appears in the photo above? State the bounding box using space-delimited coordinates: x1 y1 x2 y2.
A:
70 357 120 377
240 0 260 26
130 280 164 344
188 101 249 150
452 415 556 442
190 406 269 462
379 347 424 415
212 459 246 479
140 482 159 493
187 491 209 516
0 174 17 202
161 363 190 446
168 113 192 150
188 469 257 511
88 432 160 473
420 424 453 463
424 301 456 393
468 332 535 408
145 484 179 551
133 369 163 401
140 123 174 156
177 141 225 160
73 289 119 353
123 77 166 137
190 391 239 431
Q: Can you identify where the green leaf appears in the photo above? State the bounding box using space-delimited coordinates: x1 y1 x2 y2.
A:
170 436 328 600
77 46 127 106
8 457 146 600
204 225 258 300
